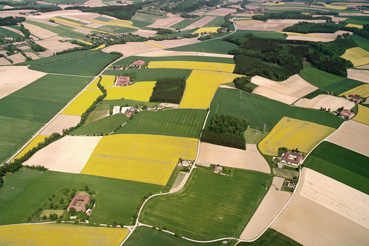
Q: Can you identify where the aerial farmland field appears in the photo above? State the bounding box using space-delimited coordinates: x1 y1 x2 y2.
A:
148 61 235 72
87 75 116 90
353 105 369 125
62 89 103 116
103 68 193 81
105 82 156 101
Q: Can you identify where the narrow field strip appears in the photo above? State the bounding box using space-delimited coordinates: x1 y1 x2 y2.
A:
62 90 103 116
148 61 235 73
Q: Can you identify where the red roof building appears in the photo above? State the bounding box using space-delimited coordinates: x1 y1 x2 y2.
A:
340 109 355 119
131 60 145 66
347 94 364 103
116 76 130 86
67 195 90 211
281 151 303 167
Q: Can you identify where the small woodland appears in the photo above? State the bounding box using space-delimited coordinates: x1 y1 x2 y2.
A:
149 78 186 104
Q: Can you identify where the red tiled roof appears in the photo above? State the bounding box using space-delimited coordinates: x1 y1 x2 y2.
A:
67 195 90 211
281 151 302 165
131 60 145 66
116 76 130 86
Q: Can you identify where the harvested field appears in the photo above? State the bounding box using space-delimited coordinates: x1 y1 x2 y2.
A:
148 61 235 72
259 117 335 156
183 16 216 30
40 114 81 135
23 136 102 173
159 103 179 108
0 57 11 65
0 66 46 99
240 177 291 240
179 70 240 109
148 16 184 29
8 52 25 64
87 75 116 90
272 168 369 246
23 22 57 39
326 120 369 157
347 69 369 83
81 134 198 185
342 83 369 97
353 105 369 125
205 8 236 16
236 19 325 32
35 37 80 54
12 135 48 161
341 47 369 67
0 224 128 246
85 0 107 7
197 142 270 174
105 82 155 101
62 90 103 116
251 74 317 104
294 94 355 111
102 42 160 57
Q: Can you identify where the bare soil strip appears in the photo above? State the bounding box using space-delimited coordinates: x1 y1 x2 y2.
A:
347 69 369 83
182 16 216 30
40 114 81 135
23 22 57 39
236 19 325 31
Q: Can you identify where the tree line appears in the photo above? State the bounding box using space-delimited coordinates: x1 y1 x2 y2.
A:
252 11 330 22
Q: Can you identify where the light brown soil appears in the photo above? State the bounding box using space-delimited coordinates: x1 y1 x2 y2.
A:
326 120 369 157
24 52 40 60
144 37 200 49
23 22 57 39
294 94 355 111
102 42 160 57
236 19 325 31
0 57 11 65
23 136 102 174
240 177 291 240
271 168 369 246
40 114 81 135
196 142 270 174
158 103 179 108
35 37 80 54
133 29 157 38
347 69 369 83
252 87 297 104
0 10 33 17
205 8 236 16
148 16 184 29
7 52 26 64
286 30 352 42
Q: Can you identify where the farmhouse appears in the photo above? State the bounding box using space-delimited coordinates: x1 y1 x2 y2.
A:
115 76 130 86
347 94 364 103
113 106 120 115
67 195 90 212
131 60 145 67
214 166 223 173
121 106 130 114
281 151 303 167
340 109 355 120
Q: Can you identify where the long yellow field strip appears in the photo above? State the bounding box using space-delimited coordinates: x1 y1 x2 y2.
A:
62 90 103 116
144 41 166 49
105 82 156 101
258 117 335 156
318 2 347 10
342 84 369 97
91 44 105 50
76 39 93 45
91 19 138 29
0 224 128 246
82 134 198 185
341 47 369 67
194 27 221 34
12 135 48 161
353 105 369 126
279 32 330 38
179 70 240 109
87 75 116 90
346 24 363 29
148 61 235 73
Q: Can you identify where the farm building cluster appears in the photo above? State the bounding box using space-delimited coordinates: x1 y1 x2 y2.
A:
274 150 305 168
110 60 147 70
112 104 164 117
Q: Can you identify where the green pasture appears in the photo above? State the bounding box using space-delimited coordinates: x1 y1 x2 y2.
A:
352 34 369 52
140 167 270 240
304 141 369 194
103 68 192 81
0 26 23 39
170 17 202 29
71 114 128 136
342 16 369 25
239 228 301 246
203 16 225 27
115 109 207 139
244 127 268 144
25 20 86 39
0 168 160 225
323 78 365 95
303 89 328 99
21 50 95 66
168 39 239 54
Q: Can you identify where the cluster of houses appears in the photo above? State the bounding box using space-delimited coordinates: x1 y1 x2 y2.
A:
67 194 93 217
337 109 355 120
0 38 33 50
85 32 129 45
283 180 296 190
112 104 164 117
347 94 365 104
111 60 147 70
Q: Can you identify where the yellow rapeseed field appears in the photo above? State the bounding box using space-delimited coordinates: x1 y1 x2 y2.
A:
353 105 369 126
87 75 116 90
12 135 48 161
144 41 166 49
342 84 369 97
81 134 198 185
91 44 106 50
280 32 330 38
0 224 128 246
258 117 335 156
179 70 240 109
194 27 220 34
62 90 103 116
341 47 369 67
105 82 156 101
346 23 363 29
318 2 347 10
91 19 138 29
148 61 235 73
76 39 93 45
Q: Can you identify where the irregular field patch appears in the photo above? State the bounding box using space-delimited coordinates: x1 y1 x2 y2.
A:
0 168 160 225
353 104 369 125
304 141 369 194
347 68 369 83
105 82 156 101
87 75 116 90
341 47 369 67
259 117 335 156
40 114 81 135
179 70 240 109
71 114 128 136
115 109 206 139
341 83 369 97
12 135 48 161
82 134 198 185
62 89 103 116
299 67 347 88
294 94 355 111
148 61 235 73
238 228 301 246
0 224 128 246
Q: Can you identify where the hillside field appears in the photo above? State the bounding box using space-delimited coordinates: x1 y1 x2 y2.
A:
115 109 206 138
140 167 270 240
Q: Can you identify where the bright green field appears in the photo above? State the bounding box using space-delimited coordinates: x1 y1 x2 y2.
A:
304 141 369 194
343 16 369 25
140 167 270 240
125 226 233 246
238 229 301 246
168 39 239 55
203 16 225 27
71 114 128 136
170 17 202 29
115 109 207 139
25 20 86 39
0 26 23 39
113 55 235 66
0 168 160 225
103 68 192 81
27 51 119 76
0 75 90 163
20 50 93 66
323 78 365 95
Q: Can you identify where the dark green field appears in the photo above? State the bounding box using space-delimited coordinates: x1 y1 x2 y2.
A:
115 109 207 138
25 20 86 39
168 39 239 54
0 26 23 39
203 16 225 27
103 68 192 81
238 229 301 246
125 226 233 246
323 78 365 95
113 55 235 66
343 16 369 25
170 17 202 29
0 75 90 163
304 141 369 194
226 30 287 39
0 168 160 225
71 114 128 136
102 99 158 108
140 167 270 240
25 51 119 76
352 34 369 52
303 89 328 99
20 50 93 66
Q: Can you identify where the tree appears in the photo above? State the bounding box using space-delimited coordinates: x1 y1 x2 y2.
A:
69 207 76 216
